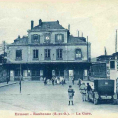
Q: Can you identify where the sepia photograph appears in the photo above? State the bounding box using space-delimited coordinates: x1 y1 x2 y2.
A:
0 0 118 118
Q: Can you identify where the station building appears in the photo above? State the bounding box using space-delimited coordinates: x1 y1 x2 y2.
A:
6 19 91 81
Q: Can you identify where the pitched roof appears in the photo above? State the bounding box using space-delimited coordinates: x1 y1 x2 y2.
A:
32 21 65 30
97 55 112 58
112 52 118 56
13 36 28 45
68 35 86 43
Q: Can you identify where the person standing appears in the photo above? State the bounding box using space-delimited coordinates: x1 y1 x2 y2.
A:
52 77 55 86
68 85 75 105
78 79 81 87
72 76 74 85
44 77 47 85
61 76 64 85
80 83 86 102
86 83 92 101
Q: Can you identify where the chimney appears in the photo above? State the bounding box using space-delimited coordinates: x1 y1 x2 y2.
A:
68 24 70 31
39 19 42 26
78 31 79 37
82 32 83 37
18 35 20 39
57 20 59 24
31 20 34 30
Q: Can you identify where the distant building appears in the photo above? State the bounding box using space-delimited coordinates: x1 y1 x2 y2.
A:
5 19 91 81
94 52 118 92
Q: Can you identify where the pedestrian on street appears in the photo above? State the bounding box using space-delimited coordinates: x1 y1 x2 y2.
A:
61 76 64 85
6 76 9 84
68 85 75 105
86 83 92 101
80 83 87 102
44 77 47 85
57 76 60 84
78 78 81 88
72 76 74 85
55 77 57 84
52 77 55 86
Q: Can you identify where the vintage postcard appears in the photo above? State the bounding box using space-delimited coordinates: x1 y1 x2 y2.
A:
0 0 118 118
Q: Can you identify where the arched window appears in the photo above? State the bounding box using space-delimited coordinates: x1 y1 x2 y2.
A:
75 49 82 59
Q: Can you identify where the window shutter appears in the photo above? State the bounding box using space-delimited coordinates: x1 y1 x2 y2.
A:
38 35 40 43
81 50 82 58
62 34 64 42
21 50 22 59
31 35 34 43
33 50 35 58
55 34 57 42
56 49 58 59
36 50 38 58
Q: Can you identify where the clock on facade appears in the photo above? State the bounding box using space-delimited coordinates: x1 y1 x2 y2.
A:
45 33 51 43
46 36 50 40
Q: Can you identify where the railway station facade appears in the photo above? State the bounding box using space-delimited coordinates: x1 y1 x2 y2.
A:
6 19 91 81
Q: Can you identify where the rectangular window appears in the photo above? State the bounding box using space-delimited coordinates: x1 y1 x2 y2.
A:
33 49 38 59
110 61 115 69
57 49 63 59
55 34 64 42
45 49 51 60
75 49 82 59
16 50 22 60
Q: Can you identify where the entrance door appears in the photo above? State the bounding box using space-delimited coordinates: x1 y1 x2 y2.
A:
10 70 14 81
69 70 74 81
44 68 52 79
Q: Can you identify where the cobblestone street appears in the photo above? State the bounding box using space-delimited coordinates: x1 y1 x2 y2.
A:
0 80 117 117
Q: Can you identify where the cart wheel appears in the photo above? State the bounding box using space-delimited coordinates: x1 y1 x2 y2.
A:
94 98 98 105
113 99 117 105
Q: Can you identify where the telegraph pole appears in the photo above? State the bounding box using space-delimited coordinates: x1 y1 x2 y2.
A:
87 36 89 61
20 64 22 93
3 41 5 57
115 30 117 53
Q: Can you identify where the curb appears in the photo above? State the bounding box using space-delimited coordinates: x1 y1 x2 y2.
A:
0 82 17 88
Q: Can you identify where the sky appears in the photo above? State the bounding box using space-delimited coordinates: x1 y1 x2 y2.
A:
0 0 118 57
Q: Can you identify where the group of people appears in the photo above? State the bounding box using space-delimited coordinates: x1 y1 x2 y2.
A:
79 82 92 102
44 76 66 85
68 80 92 105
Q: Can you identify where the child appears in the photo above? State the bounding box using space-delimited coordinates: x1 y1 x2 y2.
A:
68 85 75 105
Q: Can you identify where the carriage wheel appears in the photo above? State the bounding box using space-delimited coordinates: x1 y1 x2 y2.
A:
94 98 98 105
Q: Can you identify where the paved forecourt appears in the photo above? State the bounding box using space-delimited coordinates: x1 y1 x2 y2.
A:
0 80 117 115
